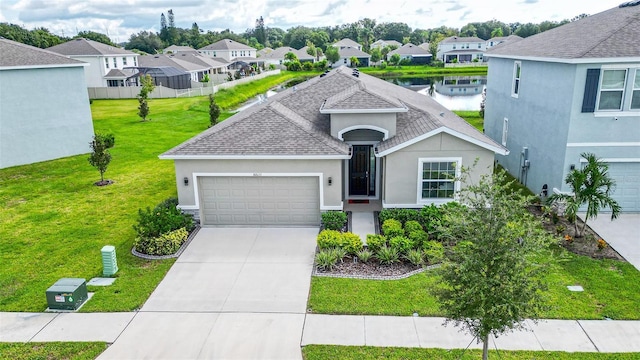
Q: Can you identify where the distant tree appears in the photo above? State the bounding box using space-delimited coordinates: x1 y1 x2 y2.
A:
460 24 478 37
309 30 330 50
410 29 429 46
370 47 381 63
0 23 67 48
548 153 621 238
389 53 401 66
208 94 221 127
74 31 115 46
429 35 444 60
284 51 298 63
267 27 286 48
373 22 411 42
126 31 163 54
306 41 318 59
255 16 267 47
324 46 340 65
515 23 540 38
436 168 554 360
88 133 115 186
349 56 359 68
137 74 155 121
490 27 504 38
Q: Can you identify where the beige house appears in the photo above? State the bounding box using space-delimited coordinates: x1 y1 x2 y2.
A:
161 67 507 226
198 39 256 62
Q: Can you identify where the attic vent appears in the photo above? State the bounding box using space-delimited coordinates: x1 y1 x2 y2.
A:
439 112 445 117
320 73 326 77
620 0 640 6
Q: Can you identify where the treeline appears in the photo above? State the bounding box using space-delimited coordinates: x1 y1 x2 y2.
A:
1 11 588 53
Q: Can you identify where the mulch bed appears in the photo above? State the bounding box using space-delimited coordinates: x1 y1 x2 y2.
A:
314 258 430 280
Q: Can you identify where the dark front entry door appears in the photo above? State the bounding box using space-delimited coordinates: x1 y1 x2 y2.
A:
349 145 375 196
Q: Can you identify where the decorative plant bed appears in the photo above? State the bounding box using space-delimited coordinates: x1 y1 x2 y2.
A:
132 226 200 260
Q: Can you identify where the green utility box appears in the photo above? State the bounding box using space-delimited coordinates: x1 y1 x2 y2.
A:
45 278 88 310
101 245 118 276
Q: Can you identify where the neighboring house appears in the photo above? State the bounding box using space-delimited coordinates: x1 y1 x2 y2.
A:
418 42 430 51
170 52 228 74
163 45 198 54
485 35 522 50
47 38 139 87
259 47 315 66
437 36 485 63
331 47 371 68
0 38 94 169
138 54 210 82
160 66 507 226
388 43 432 64
484 3 640 212
198 39 257 62
333 38 363 51
371 39 402 50
435 76 487 97
257 47 274 58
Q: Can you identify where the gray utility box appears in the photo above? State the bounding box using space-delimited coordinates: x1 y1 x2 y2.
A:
46 278 88 310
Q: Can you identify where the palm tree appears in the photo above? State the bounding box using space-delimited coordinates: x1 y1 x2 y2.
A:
548 152 621 237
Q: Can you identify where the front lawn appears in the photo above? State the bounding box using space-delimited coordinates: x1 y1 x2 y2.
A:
302 345 640 360
308 250 640 319
0 342 106 360
0 72 306 312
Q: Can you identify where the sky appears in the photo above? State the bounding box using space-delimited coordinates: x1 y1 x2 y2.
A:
0 0 624 43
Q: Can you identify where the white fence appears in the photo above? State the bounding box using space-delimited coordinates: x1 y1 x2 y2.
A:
87 70 281 100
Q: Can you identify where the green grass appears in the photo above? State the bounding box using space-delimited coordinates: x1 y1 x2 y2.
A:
0 73 305 312
454 110 484 132
308 250 640 319
0 342 107 360
361 65 487 78
302 345 640 359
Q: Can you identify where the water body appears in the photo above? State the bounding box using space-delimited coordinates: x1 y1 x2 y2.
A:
385 75 487 111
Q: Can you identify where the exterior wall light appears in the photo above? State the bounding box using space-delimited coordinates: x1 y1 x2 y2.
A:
184 177 189 186
328 177 332 186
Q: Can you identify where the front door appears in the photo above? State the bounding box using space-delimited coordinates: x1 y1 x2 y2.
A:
349 145 376 196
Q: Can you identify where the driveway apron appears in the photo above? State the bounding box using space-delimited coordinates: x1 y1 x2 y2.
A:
98 227 318 360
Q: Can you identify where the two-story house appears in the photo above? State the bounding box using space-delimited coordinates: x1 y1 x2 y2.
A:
437 36 485 63
47 38 139 87
198 39 256 62
484 3 640 212
485 35 522 50
370 39 402 50
331 39 370 68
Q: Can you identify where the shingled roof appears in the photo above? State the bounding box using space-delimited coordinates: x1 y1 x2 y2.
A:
199 39 255 51
0 38 86 68
161 67 506 159
47 38 135 56
486 4 640 60
389 43 432 56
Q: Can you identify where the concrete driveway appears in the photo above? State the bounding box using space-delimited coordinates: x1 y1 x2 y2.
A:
580 213 640 271
98 227 318 360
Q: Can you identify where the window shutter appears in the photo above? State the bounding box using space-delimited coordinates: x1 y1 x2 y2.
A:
581 69 600 113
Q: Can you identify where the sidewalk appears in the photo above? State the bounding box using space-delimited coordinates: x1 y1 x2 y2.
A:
3 311 640 353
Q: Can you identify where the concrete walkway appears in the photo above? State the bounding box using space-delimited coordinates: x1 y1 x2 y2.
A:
579 213 640 271
350 212 376 242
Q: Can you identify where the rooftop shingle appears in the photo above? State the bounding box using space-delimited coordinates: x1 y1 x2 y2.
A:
47 38 136 56
0 38 85 67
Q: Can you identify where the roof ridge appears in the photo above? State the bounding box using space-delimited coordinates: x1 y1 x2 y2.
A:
576 11 639 58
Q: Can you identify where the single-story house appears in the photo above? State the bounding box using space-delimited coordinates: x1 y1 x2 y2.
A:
388 43 432 64
160 66 507 226
0 38 94 169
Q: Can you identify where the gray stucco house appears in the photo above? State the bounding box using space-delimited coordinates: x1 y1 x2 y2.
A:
161 67 506 226
0 38 95 169
484 3 640 212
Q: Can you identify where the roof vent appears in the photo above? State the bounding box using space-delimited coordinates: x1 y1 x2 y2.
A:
620 0 640 7
439 112 445 117
320 73 326 77
352 73 359 77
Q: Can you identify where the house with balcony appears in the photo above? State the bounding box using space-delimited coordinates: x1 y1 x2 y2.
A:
47 38 139 87
484 3 640 212
198 39 257 62
437 36 485 64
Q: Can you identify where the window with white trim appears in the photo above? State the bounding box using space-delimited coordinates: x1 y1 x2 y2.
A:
631 70 640 109
112 57 117 68
122 57 127 65
598 69 627 110
419 158 461 200
105 58 109 69
512 61 521 97
502 118 509 146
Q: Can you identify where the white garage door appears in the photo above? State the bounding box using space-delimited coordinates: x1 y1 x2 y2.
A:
199 176 321 226
607 163 640 212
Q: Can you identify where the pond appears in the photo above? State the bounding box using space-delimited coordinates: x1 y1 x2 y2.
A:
384 75 486 111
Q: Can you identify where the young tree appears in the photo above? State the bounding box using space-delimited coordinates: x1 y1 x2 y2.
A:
324 46 340 65
284 51 298 63
389 53 401 66
548 153 621 237
348 56 359 68
88 133 115 186
208 94 221 127
137 74 155 121
436 168 554 360
369 48 382 64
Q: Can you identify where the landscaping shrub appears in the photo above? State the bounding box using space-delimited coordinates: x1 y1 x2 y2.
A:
341 232 363 255
133 197 194 239
321 211 347 231
376 245 400 265
317 229 343 250
365 234 386 253
389 236 415 255
315 248 340 270
423 240 444 264
382 219 404 238
408 229 429 248
134 227 188 256
420 204 443 234
379 208 421 225
357 249 373 263
405 249 424 266
404 220 423 234
333 247 348 263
